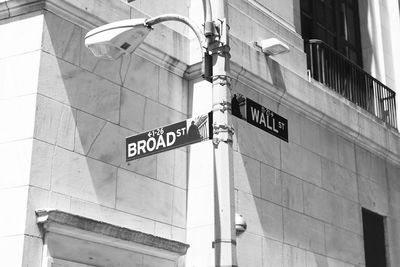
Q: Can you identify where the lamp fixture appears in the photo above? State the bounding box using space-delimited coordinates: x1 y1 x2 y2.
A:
253 38 290 56
85 15 204 60
85 18 151 60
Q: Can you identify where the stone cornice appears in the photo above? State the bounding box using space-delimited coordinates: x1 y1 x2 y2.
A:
0 0 108 28
36 209 189 260
44 0 104 29
135 42 189 78
0 0 190 77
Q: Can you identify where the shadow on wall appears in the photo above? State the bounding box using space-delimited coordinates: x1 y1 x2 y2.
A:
266 55 287 92
231 102 333 266
34 11 190 245
229 50 335 267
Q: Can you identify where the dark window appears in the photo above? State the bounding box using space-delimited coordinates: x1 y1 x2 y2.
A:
300 0 363 67
362 208 387 267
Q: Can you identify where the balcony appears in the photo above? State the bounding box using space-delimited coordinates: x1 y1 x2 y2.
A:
305 39 397 129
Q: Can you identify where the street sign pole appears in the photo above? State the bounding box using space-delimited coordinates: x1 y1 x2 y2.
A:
85 0 238 265
210 1 237 265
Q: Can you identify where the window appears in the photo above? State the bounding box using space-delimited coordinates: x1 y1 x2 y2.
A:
300 0 363 67
362 208 387 267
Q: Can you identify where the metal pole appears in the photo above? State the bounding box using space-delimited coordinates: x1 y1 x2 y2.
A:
208 0 237 265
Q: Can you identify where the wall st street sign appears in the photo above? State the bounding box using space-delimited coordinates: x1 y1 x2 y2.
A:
231 94 288 142
126 113 212 161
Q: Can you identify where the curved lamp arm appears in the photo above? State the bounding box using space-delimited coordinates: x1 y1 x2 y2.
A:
145 14 205 52
145 14 209 79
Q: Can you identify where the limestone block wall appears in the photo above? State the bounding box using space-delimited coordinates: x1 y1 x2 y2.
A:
34 10 189 263
225 1 400 266
1 0 400 266
231 78 400 267
0 0 193 265
123 0 191 37
227 0 307 78
0 14 44 267
229 0 298 30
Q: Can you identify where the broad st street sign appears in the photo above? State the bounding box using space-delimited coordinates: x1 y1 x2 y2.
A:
231 94 288 142
126 113 213 161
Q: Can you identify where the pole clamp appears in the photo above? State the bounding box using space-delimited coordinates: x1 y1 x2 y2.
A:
212 239 237 248
213 123 234 135
213 101 231 113
212 75 232 87
212 123 234 146
207 18 230 56
213 137 233 146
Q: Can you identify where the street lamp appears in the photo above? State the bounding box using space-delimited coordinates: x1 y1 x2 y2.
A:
253 38 290 56
84 5 237 267
85 18 151 60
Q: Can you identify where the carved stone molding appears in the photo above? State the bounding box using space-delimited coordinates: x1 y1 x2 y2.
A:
36 209 189 266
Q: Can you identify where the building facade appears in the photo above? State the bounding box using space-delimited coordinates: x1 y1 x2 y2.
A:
1 0 400 266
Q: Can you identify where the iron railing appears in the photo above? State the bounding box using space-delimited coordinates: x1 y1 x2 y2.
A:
305 39 397 129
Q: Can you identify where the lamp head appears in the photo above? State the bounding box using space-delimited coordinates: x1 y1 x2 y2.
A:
85 18 151 60
259 38 290 56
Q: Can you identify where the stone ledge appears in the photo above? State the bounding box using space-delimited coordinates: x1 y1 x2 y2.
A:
36 209 189 261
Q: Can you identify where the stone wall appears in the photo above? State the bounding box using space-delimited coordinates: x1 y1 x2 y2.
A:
33 9 190 265
231 78 400 266
0 13 44 267
0 0 192 265
225 1 400 266
1 0 400 266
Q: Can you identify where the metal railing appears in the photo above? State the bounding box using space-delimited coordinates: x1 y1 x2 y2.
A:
305 39 397 129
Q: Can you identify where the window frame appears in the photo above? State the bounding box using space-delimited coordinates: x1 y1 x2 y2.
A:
362 208 388 267
300 0 363 67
